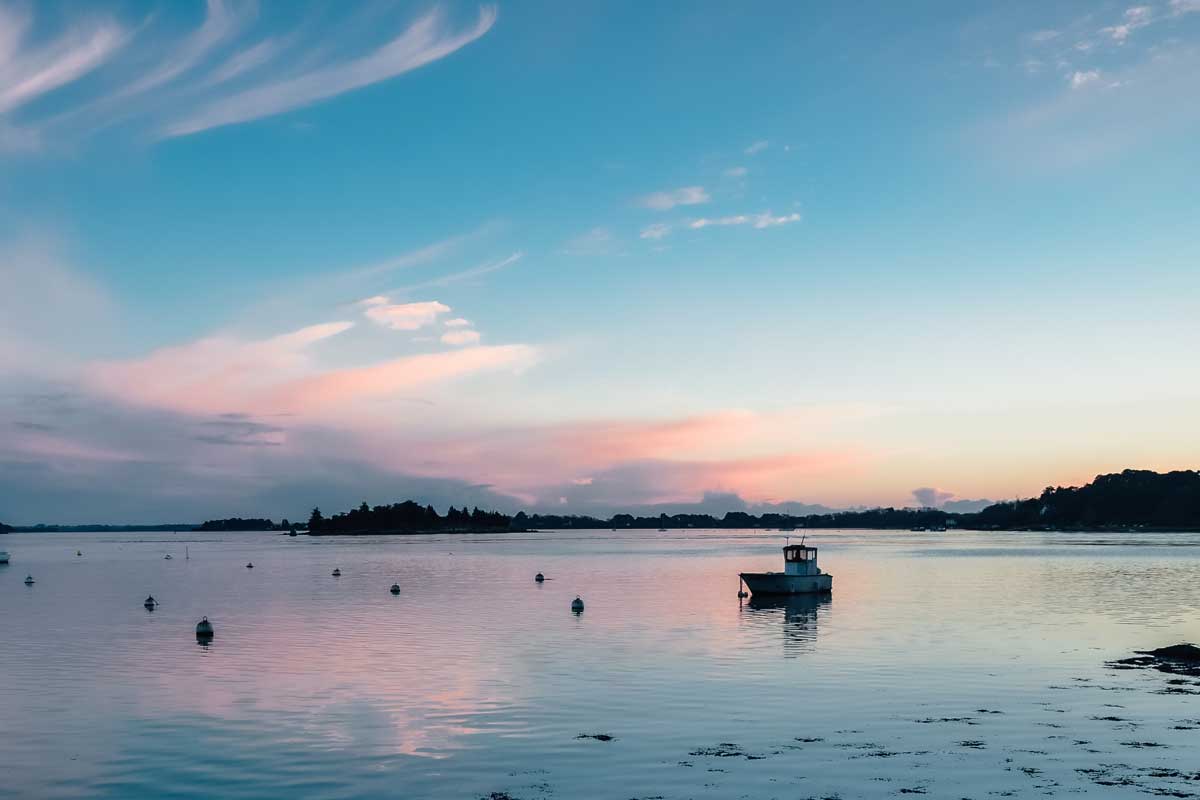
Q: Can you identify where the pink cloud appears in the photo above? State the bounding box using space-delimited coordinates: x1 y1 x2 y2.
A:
270 344 538 413
441 329 481 346
87 321 537 417
87 321 353 415
348 408 871 505
362 298 451 330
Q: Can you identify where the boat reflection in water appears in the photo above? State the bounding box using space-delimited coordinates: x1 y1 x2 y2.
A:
739 594 830 656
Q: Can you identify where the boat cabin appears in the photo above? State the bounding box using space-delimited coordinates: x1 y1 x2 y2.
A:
783 544 821 576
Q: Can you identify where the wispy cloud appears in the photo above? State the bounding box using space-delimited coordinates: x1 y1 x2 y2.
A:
978 39 1200 167
361 298 451 331
560 227 614 255
689 211 801 230
1068 69 1101 89
1028 29 1061 43
164 5 498 137
744 140 769 155
401 251 523 290
0 5 128 116
444 317 471 328
637 186 710 211
441 329 481 346
202 38 281 87
86 318 537 417
118 0 251 100
639 223 671 240
1 3 498 150
1101 5 1153 42
723 166 748 178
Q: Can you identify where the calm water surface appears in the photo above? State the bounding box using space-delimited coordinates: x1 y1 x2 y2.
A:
2 529 1199 799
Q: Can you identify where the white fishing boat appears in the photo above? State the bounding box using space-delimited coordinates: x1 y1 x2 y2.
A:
739 542 832 596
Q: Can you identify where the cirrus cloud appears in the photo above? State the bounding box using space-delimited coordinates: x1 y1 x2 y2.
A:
689 211 801 230
638 185 710 211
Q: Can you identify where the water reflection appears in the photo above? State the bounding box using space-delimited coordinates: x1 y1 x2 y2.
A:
740 594 829 655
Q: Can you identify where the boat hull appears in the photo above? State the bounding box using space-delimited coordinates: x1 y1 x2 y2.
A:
739 571 832 595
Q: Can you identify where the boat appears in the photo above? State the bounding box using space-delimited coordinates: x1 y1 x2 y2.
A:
739 542 832 596
0 551 9 564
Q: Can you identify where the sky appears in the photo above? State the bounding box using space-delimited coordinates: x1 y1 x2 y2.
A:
1 0 1199 524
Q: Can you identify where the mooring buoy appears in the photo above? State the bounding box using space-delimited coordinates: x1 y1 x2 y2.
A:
246 562 254 569
76 550 82 557
571 596 584 613
195 617 214 639
390 583 400 594
24 575 35 585
535 572 545 583
144 595 157 609
164 554 173 560
332 568 341 577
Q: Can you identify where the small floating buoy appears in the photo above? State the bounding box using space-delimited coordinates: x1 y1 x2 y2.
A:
164 554 173 560
571 596 584 613
76 550 82 557
535 572 545 583
195 617 214 639
144 595 157 610
246 562 254 569
331 568 341 577
390 583 400 594
24 575 35 585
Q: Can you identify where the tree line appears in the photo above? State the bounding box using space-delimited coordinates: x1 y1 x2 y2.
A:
12 468 1199 534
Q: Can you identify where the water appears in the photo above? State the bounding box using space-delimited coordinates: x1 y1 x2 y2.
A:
2 529 1199 799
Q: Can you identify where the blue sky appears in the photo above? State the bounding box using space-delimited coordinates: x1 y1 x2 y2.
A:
1 0 1198 523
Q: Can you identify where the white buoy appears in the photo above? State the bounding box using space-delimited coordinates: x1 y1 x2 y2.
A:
195 617 214 639
332 568 341 577
24 575 35 585
571 596 584 613
144 595 157 609
535 572 545 583
390 583 400 594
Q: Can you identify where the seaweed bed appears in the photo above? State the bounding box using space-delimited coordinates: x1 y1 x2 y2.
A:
1108 643 1200 677
475 646 1200 800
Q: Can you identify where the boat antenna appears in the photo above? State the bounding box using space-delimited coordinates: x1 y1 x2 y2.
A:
800 533 807 547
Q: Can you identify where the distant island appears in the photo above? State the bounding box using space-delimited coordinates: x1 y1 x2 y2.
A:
5 469 1198 534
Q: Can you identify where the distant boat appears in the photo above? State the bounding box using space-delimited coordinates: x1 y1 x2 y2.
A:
658 527 667 532
739 543 833 596
164 554 173 560
0 551 9 564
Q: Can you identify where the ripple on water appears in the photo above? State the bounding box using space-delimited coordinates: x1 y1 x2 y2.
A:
1 528 1199 799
